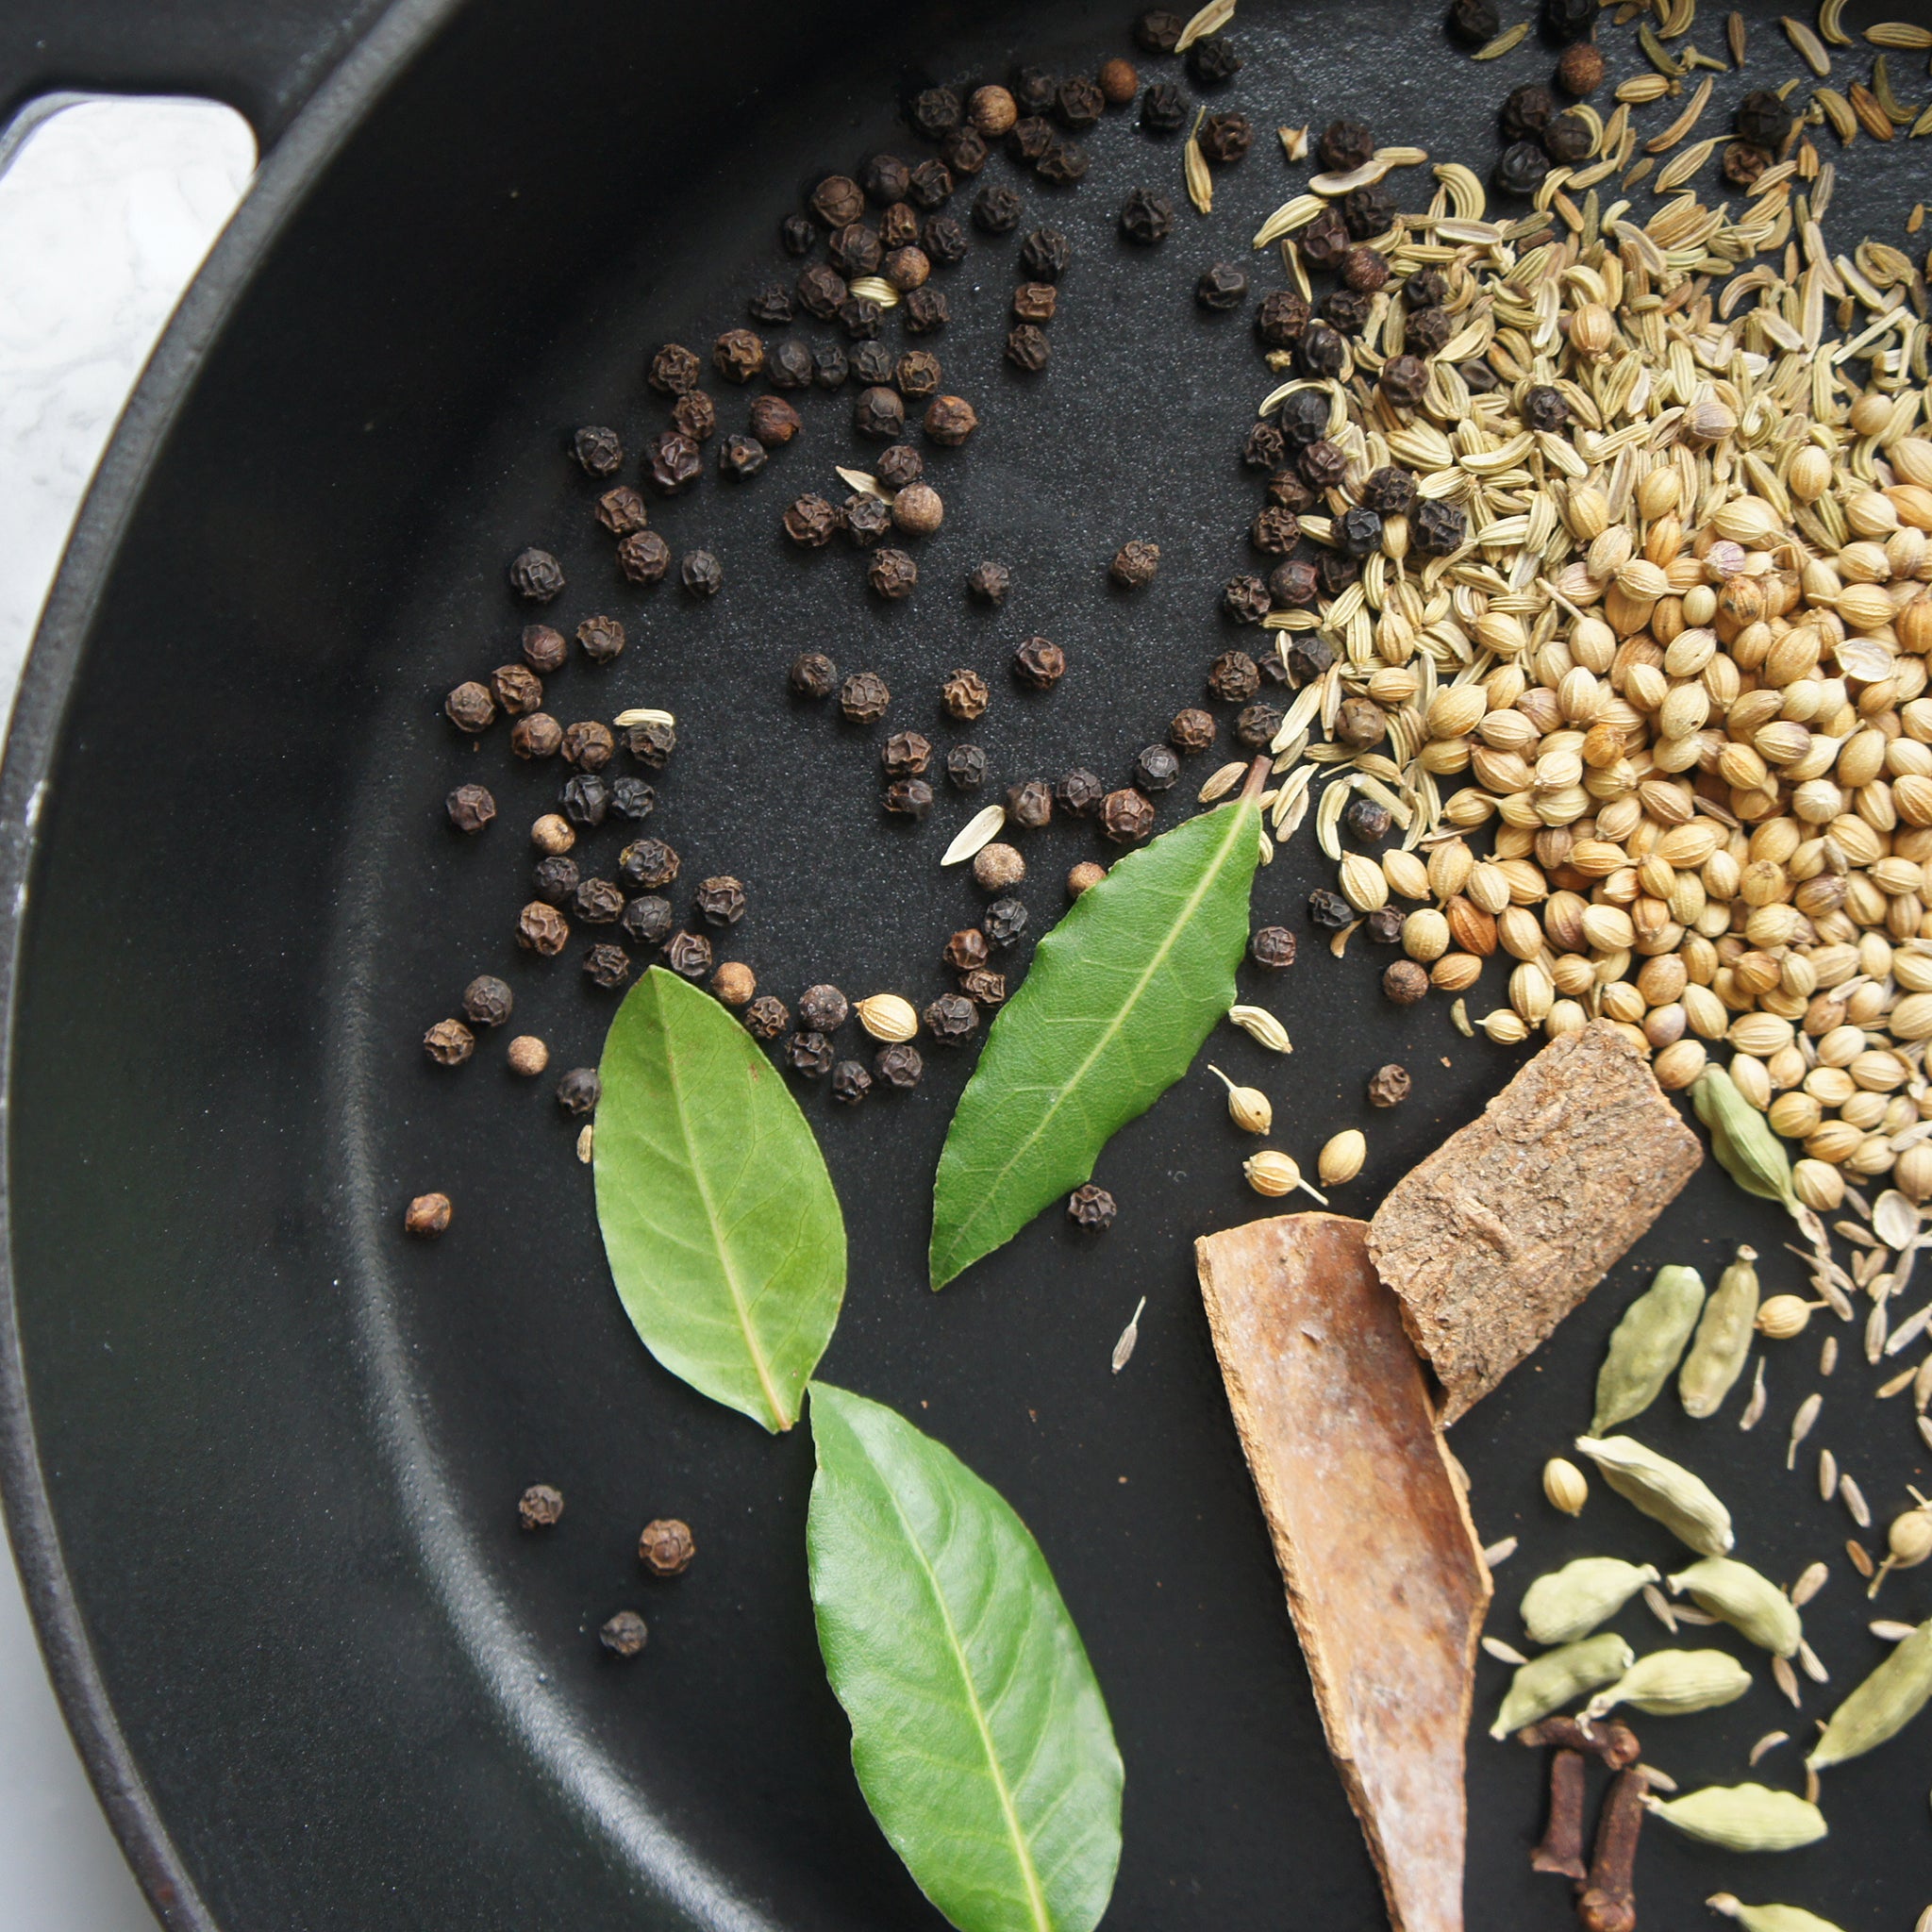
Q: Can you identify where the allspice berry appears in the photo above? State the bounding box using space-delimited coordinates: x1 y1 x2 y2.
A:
969 84 1019 136
973 842 1026 891
1556 40 1606 96
892 481 945 536
639 1517 696 1576
1068 861 1107 897
1382 960 1430 1005
531 813 575 856
507 1035 550 1076
1097 56 1139 104
404 1191 452 1238
712 961 758 1006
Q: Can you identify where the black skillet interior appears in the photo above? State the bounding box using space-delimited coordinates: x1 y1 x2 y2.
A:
10 0 1932 1924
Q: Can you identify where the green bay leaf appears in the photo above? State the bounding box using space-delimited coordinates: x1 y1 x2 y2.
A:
929 789 1261 1287
594 966 844 1431
807 1382 1123 1932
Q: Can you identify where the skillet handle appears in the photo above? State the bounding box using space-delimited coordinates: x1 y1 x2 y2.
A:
0 0 396 156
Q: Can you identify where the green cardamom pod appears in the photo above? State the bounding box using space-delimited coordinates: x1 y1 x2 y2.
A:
1593 1264 1707 1434
1669 1556 1802 1657
1691 1066 1801 1216
1489 1631 1634 1740
1807 1616 1932 1771
1521 1557 1660 1647
1645 1783 1827 1853
1707 1900 1846 1932
1680 1246 1761 1420
1586 1646 1753 1718
1574 1434 1735 1557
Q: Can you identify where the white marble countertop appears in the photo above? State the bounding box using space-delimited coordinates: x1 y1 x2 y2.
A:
0 92 255 1932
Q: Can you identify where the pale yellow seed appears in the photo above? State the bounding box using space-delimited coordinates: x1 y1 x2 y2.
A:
1317 1128 1367 1186
855 994 919 1043
1544 1457 1590 1515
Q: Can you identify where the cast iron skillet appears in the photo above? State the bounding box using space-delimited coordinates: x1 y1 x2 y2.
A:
5 1 1932 1925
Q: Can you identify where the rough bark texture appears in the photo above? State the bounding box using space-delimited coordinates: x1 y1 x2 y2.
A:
1368 1022 1702 1424
1195 1212 1491 1932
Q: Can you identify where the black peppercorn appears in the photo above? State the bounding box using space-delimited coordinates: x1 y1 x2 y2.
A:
748 395 801 449
811 174 865 225
1317 118 1375 173
573 425 624 476
1111 539 1160 587
1056 75 1104 128
1134 743 1180 791
924 994 978 1043
574 877 625 924
854 386 906 441
1382 960 1429 1005
1542 0 1595 39
1495 140 1550 196
625 720 675 769
1020 226 1072 279
932 670 983 723
883 777 935 818
973 183 1022 233
1251 926 1299 968
790 650 837 699
1407 307 1455 358
1364 905 1405 944
1120 187 1174 243
829 1059 873 1106
959 968 1008 1006
860 152 910 203
648 342 702 393
1341 185 1394 242
518 902 569 955
874 1041 924 1088
1277 388 1330 448
1009 66 1057 115
1459 357 1500 392
767 339 817 390
1412 497 1468 556
1056 768 1105 815
1207 650 1260 703
1199 110 1254 164
1170 708 1216 754
1317 551 1358 600
869 548 919 600
679 550 724 597
447 783 495 834
1141 81 1187 131
557 1066 601 1116
983 898 1027 947
562 721 616 771
712 328 766 384
1407 267 1449 308
1008 115 1054 164
1281 639 1332 697
622 894 673 947
1135 8 1185 51
1243 422 1287 471
1234 703 1282 750
743 994 789 1041
839 296 882 341
1542 109 1592 163
945 927 991 973
748 282 792 325
1067 1184 1116 1230
1722 140 1771 187
1005 325 1050 372
922 212 968 263
1321 288 1372 336
519 1482 565 1528
1299 206 1349 271
910 85 962 139
1251 507 1300 555
1523 383 1568 432
664 931 711 980
508 547 564 603
1013 282 1057 323
1185 33 1241 84
582 942 632 991
840 671 891 723
1307 889 1353 929
1223 574 1272 625
1008 778 1055 828
1361 465 1417 517
717 434 766 481
672 393 718 445
595 487 648 538
1500 82 1555 142
1036 141 1089 186
784 494 841 547
1196 261 1250 310
1256 292 1310 352
1100 788 1156 843
424 1017 475 1066
828 222 882 277
882 730 932 777
644 429 702 494
618 837 679 890
1445 0 1500 43
788 985 843 1035
844 495 891 546
532 855 580 906
907 158 954 208
1295 319 1346 378
940 125 988 175
947 742 988 790
967 559 1009 604
1737 88 1794 147
608 776 655 823
785 1031 835 1076
558 775 609 831
691 876 744 926
1268 558 1320 609
1012 636 1064 689
781 212 818 257
600 1610 648 1657
445 681 494 734
814 344 849 391
1344 795 1394 843
1338 506 1384 557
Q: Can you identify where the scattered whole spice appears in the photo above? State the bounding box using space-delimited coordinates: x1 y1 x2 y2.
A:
891 482 944 537
446 784 495 834
960 969 1007 1006
404 1191 451 1238
517 903 570 956
1100 789 1156 844
647 342 701 392
582 942 632 991
1135 8 1184 52
874 1041 924 1089
983 899 1027 948
869 549 918 600
717 434 766 481
924 994 978 1044
743 995 790 1041
1250 926 1298 970
1170 708 1215 754
561 722 615 770
1120 189 1174 243
673 388 718 437
974 842 1025 891
519 1485 565 1530
1008 780 1054 829
522 623 568 673
445 682 494 733
1007 325 1050 372
1207 651 1260 704
559 774 610 825
790 650 837 699
876 443 924 488
679 550 723 597
616 529 672 583
599 1610 648 1657
461 975 512 1029
1067 1185 1117 1230
618 838 678 891
1224 574 1272 625
1368 1063 1412 1108
945 928 991 973
638 1517 695 1576
843 495 891 546
947 743 988 790
694 876 746 926
786 1031 835 1076
511 714 561 760
508 547 564 602
967 559 1009 603
1134 745 1180 793
1383 961 1429 1005
507 1036 549 1077
530 815 574 858
1186 34 1241 85
840 672 890 723
664 933 711 981
924 395 978 445
1068 861 1106 897
973 183 1022 232
1013 637 1065 689
941 670 989 722
1197 262 1250 310
831 1060 873 1105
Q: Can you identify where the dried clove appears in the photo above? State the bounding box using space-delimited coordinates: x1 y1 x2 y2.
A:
1576 1768 1647 1932
1531 1748 1589 1882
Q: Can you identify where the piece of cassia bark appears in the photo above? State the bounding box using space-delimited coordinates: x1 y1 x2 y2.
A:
1368 1021 1702 1424
1195 1211 1492 1932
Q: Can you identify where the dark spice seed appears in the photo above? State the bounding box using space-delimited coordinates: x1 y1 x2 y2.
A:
1256 289 1310 348
600 1610 648 1657
922 213 969 263
1243 422 1287 470
840 671 891 723
1196 261 1249 310
679 550 724 597
1459 356 1499 392
945 927 991 972
1378 354 1429 409
1170 708 1215 754
941 669 990 722
1056 75 1105 128
1524 383 1568 433
1308 889 1353 929
712 329 765 383
910 86 962 139
717 434 766 482
695 876 746 925
1334 697 1387 750
561 721 616 770
973 183 1023 232
571 617 621 666
748 282 792 325
625 720 675 769
523 624 569 675
424 1018 475 1067
1100 788 1156 843
445 682 495 733
1368 1061 1412 1108
1067 1184 1116 1230
1738 88 1792 147
796 263 847 319
1722 140 1771 187
520 900 570 956
830 1060 873 1105
508 547 565 601
1006 325 1050 372
608 776 655 822
894 349 943 400
838 296 883 341
1223 574 1272 625
532 855 580 906
1013 282 1058 324
1111 539 1160 587
1344 796 1394 843
780 211 818 255
557 1066 601 1116
907 159 954 208
878 202 919 251
559 773 610 826
1250 926 1298 970
1140 81 1187 131
1134 743 1180 791
959 968 1008 1006
1412 497 1467 556
829 222 883 276
860 153 910 204
947 743 989 789
869 548 919 600
1338 506 1384 558
1135 8 1186 52
1361 465 1417 516
843 495 892 546
617 528 672 582
1185 33 1241 84
785 1031 835 1076
622 895 674 947
1495 140 1550 196
1406 306 1453 357
1445 0 1500 41
1252 507 1300 554
924 994 978 1044
1500 82 1554 142
1272 558 1321 611
1365 905 1405 944
664 931 711 980
1008 778 1055 828
1277 388 1330 446
1207 649 1260 704
1012 636 1064 689
748 395 801 448
743 994 790 1041
1382 960 1429 1005
810 175 865 226
1057 768 1106 816
874 1041 924 1088
1294 319 1346 377
875 442 924 489
1234 703 1282 750
1299 207 1350 272
967 559 1009 604
648 343 701 393
1011 66 1058 115
903 288 948 334
765 341 815 390
983 898 1027 947
1542 109 1592 163
855 386 906 440
1283 632 1333 686
799 985 850 1032
447 783 496 833
1318 118 1375 172
882 729 932 776
405 1192 451 1238
1036 142 1090 186
583 942 632 991
574 877 625 924
1008 115 1054 164
1200 111 1253 163
1341 184 1394 242
618 838 679 890
784 494 841 547
519 1485 565 1529
939 126 988 175
1321 287 1372 336
573 425 623 475
814 343 849 390
1020 226 1071 279
1343 246 1390 293
646 429 703 493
